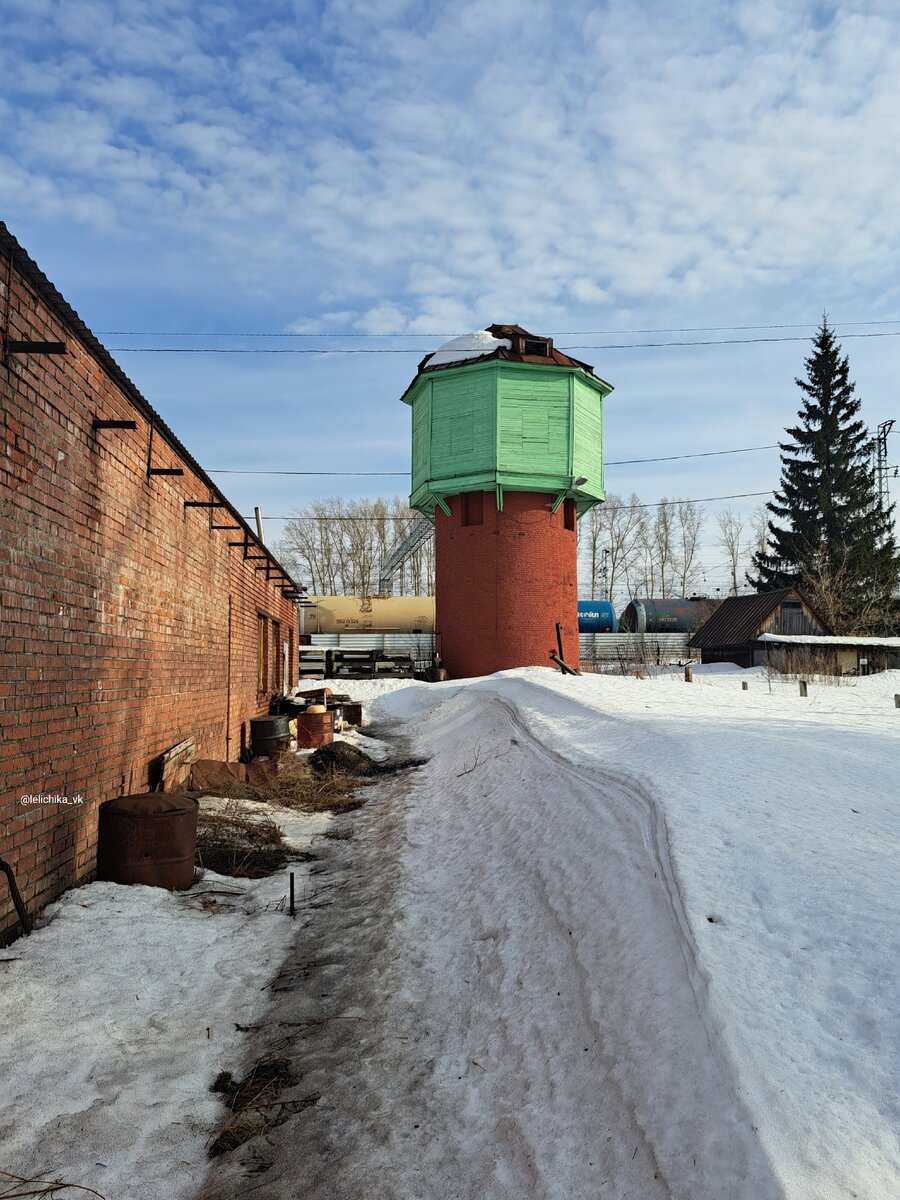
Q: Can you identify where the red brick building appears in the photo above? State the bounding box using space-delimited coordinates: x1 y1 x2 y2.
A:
0 223 302 940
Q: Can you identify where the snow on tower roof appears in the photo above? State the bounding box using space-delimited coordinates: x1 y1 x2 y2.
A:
411 324 605 380
425 330 513 367
399 324 612 404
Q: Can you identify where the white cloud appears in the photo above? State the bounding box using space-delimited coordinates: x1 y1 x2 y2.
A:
356 302 411 334
286 311 356 333
3 0 900 331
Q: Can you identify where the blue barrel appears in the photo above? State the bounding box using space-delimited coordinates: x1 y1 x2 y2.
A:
577 600 618 633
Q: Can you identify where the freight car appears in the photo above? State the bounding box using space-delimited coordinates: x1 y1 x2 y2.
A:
300 596 436 635
618 598 707 635
577 600 618 633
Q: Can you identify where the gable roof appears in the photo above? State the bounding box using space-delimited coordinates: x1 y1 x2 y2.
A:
689 587 831 648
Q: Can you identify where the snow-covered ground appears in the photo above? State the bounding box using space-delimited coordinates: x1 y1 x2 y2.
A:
3 667 898 1199
0 802 330 1200
201 665 898 1200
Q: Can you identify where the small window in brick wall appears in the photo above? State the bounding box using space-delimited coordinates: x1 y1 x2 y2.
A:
460 492 484 527
563 498 576 531
257 614 269 693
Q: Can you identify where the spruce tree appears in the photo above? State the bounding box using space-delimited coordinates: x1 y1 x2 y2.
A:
750 318 899 632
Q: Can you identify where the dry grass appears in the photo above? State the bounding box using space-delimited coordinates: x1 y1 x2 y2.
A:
208 1055 319 1158
0 1168 106 1198
195 802 289 879
199 759 372 814
264 760 372 813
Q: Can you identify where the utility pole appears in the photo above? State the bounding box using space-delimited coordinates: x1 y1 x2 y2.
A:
874 419 896 511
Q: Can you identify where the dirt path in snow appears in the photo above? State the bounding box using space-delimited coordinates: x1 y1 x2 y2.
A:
199 694 783 1200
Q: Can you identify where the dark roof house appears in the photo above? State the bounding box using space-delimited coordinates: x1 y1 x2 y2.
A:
689 588 832 667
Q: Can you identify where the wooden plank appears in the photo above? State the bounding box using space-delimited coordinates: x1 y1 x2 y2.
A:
152 737 196 792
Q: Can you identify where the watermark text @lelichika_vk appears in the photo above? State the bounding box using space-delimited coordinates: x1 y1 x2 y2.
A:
20 793 85 806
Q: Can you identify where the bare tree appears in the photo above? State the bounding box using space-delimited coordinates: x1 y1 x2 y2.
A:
674 500 705 595
629 497 705 598
578 493 646 604
645 498 677 596
605 493 645 603
635 510 657 596
578 503 607 600
802 542 896 635
746 505 769 583
276 496 433 595
716 507 745 596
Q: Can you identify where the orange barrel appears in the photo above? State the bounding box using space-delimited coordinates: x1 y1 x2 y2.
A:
96 793 198 890
295 709 334 749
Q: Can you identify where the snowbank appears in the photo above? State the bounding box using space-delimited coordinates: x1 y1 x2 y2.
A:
6 668 897 1199
368 667 900 1199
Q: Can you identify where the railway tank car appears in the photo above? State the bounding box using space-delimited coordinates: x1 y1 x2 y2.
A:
618 598 706 635
577 600 618 633
300 596 435 635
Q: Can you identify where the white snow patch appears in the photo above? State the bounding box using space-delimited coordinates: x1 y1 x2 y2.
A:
6 666 898 1198
424 329 511 367
0 804 330 1200
369 666 900 1198
759 632 900 647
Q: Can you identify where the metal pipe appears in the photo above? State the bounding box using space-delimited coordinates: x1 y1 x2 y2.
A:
225 594 233 759
0 859 31 936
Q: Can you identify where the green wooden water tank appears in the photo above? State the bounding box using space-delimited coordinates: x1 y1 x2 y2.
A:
400 324 612 518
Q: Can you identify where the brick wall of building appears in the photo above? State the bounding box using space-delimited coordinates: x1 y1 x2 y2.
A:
434 490 579 678
0 233 299 941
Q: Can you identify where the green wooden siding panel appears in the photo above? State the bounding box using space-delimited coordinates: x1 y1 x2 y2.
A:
406 359 609 515
411 380 431 493
430 370 494 479
572 376 603 493
497 373 570 474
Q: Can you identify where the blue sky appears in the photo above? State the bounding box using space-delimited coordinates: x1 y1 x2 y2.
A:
3 0 899 591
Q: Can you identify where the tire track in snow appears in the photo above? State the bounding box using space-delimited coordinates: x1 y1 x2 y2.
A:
493 692 717 1055
198 691 784 1200
400 685 784 1199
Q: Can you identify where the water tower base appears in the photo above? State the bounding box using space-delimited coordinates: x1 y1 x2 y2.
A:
434 490 579 679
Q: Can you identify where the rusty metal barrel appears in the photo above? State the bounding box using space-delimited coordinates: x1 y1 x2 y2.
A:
295 709 334 749
96 793 198 890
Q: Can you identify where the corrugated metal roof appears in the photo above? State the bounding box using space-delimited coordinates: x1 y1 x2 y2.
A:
689 588 822 648
0 220 302 593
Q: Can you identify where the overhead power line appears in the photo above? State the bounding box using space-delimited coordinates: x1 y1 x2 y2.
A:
607 443 781 466
209 469 409 476
96 318 900 338
105 330 900 353
205 442 783 476
245 489 772 521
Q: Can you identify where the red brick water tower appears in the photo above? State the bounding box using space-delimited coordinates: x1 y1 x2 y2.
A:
401 325 612 678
